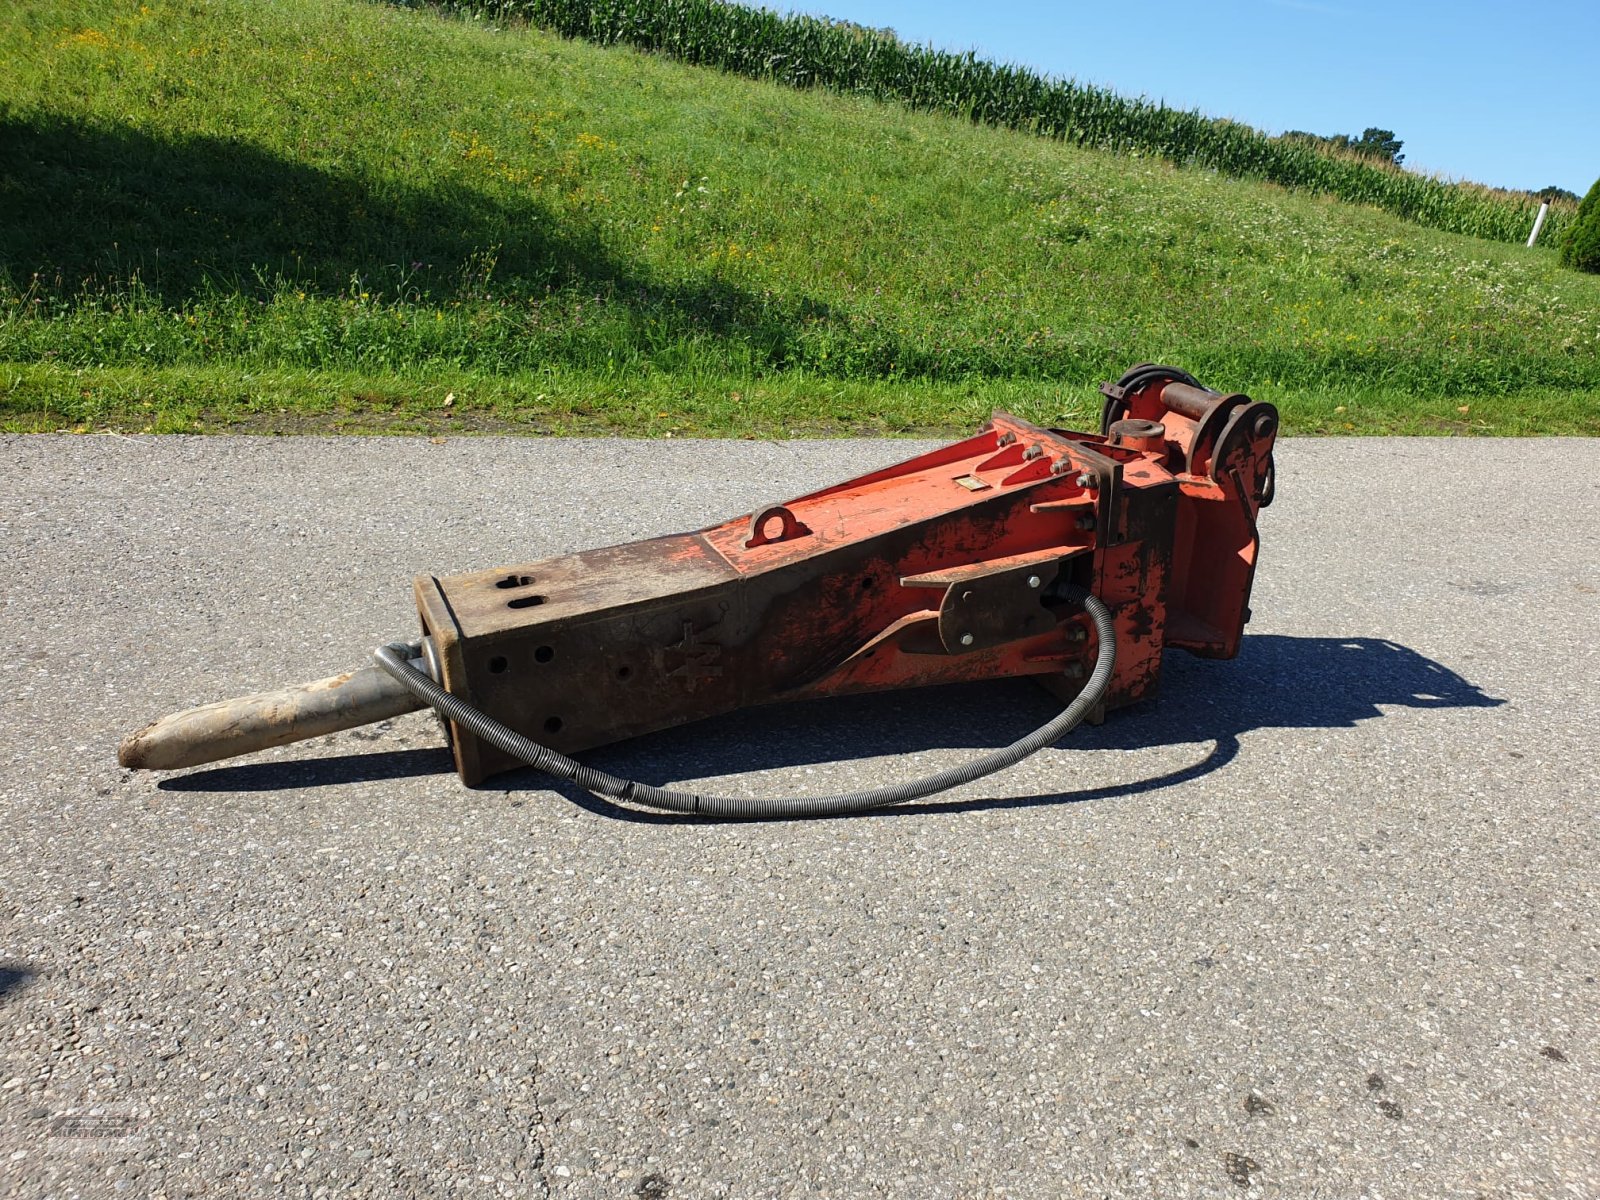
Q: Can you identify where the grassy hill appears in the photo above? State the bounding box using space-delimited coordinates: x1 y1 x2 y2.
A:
2 0 1598 436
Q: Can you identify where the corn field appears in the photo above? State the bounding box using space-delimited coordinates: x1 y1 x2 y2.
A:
445 0 1569 248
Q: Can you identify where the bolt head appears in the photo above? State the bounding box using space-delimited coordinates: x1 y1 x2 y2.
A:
1026 575 1042 589
959 633 974 646
1076 473 1093 488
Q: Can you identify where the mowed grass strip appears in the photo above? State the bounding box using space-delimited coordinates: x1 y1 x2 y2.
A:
2 0 1598 436
12 362 1578 439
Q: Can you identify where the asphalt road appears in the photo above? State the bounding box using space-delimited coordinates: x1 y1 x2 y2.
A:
2 433 1597 1200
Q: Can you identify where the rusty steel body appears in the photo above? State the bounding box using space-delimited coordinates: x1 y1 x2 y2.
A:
416 370 1277 785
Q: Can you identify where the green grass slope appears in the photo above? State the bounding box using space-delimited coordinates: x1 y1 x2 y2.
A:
2 0 1597 436
449 0 1573 248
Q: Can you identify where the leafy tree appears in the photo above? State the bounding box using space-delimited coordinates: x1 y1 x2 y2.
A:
1536 185 1579 204
1558 177 1600 273
1279 127 1403 166
1353 128 1404 166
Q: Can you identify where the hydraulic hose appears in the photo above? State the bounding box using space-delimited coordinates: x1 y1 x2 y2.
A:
375 587 1116 819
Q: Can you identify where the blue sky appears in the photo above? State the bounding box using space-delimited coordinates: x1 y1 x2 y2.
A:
791 0 1598 196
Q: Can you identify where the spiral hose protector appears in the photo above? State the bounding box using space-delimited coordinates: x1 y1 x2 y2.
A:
375 587 1116 819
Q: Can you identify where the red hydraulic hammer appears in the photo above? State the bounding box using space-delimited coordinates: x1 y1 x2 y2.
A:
119 365 1277 817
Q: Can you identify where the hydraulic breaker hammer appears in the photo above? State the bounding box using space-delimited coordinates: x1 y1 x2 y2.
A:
120 365 1277 816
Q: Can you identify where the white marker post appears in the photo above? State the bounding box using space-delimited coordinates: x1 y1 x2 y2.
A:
1527 202 1550 248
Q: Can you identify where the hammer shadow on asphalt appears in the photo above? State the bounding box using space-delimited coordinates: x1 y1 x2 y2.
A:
161 637 1502 822
548 635 1505 823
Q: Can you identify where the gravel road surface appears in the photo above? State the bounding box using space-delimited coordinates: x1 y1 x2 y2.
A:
2 433 1597 1199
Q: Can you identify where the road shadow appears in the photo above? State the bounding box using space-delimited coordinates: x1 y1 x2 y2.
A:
547 634 1502 821
162 636 1502 821
0 964 38 1006
160 746 453 792
0 113 834 362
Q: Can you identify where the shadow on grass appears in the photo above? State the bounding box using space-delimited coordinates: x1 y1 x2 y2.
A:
0 113 834 361
162 636 1502 821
